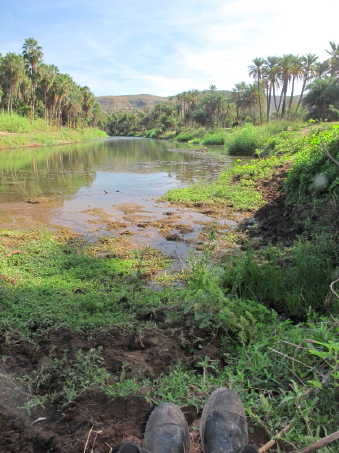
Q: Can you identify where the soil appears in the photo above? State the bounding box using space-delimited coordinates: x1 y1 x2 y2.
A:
0 166 304 453
0 326 289 453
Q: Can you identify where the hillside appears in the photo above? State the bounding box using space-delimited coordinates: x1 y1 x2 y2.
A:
95 94 169 113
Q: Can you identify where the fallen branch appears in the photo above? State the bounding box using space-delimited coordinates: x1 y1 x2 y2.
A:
321 141 339 167
292 430 339 452
268 347 315 370
1 250 26 259
258 424 291 453
330 278 339 300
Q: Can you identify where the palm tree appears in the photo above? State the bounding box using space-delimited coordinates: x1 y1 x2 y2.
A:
295 53 318 114
325 41 339 77
51 73 73 128
263 56 281 121
0 53 24 114
243 83 263 122
314 60 330 78
287 55 303 118
231 81 247 121
63 84 82 128
248 57 266 123
22 38 43 123
303 77 339 121
278 54 294 118
38 64 59 122
81 86 95 124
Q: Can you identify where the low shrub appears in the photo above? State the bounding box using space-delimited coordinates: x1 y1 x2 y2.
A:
201 130 228 145
227 124 269 155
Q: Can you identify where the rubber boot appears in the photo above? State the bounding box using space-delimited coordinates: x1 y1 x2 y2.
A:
117 442 149 453
200 388 258 453
143 402 190 453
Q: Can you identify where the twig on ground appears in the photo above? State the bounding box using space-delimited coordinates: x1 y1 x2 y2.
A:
291 430 339 453
105 443 113 453
258 424 291 453
83 427 93 453
330 278 339 299
268 347 315 370
1 250 26 258
321 141 339 167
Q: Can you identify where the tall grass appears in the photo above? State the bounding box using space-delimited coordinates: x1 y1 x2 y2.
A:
201 130 229 145
175 128 206 142
221 235 338 316
226 124 269 155
0 112 58 133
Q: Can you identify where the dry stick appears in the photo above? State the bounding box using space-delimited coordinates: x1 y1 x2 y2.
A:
1 250 26 258
267 347 315 371
104 443 113 453
292 430 339 453
83 427 93 453
330 278 339 299
258 424 291 453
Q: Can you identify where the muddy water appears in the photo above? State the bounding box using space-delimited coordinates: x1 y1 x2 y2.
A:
0 137 240 262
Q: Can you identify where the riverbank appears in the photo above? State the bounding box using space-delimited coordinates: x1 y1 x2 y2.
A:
0 127 107 149
0 112 107 149
0 125 338 452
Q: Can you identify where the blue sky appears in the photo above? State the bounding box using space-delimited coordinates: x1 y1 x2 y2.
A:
1 0 338 97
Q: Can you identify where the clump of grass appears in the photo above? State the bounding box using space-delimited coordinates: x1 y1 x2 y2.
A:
0 112 32 133
221 235 339 316
227 124 269 156
163 176 263 211
176 128 206 142
201 130 229 145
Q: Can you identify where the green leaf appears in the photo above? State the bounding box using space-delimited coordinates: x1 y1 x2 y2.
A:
183 303 192 314
199 319 211 328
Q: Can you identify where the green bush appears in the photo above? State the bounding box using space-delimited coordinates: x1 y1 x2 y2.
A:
221 235 339 316
284 126 339 203
227 124 269 156
201 130 228 145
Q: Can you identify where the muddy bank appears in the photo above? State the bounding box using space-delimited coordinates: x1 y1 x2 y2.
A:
0 326 275 453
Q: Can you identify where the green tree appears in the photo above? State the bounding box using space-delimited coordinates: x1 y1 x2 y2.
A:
38 63 59 122
278 54 294 118
248 57 266 123
263 56 281 121
302 77 339 121
22 38 43 123
295 53 318 114
0 53 24 114
51 73 73 128
325 41 339 77
287 55 303 118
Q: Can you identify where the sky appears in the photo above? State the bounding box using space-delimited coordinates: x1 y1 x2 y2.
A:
1 0 338 97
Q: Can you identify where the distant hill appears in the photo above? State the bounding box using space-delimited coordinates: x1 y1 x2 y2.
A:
95 94 169 113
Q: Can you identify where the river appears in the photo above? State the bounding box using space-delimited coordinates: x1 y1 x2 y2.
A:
0 137 240 261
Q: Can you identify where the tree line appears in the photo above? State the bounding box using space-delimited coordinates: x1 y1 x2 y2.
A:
0 38 106 128
107 42 339 136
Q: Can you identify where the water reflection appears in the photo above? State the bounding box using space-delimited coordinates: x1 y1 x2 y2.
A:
0 138 240 261
0 137 234 202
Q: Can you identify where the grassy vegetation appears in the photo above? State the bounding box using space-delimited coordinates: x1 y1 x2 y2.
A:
0 230 171 333
0 227 338 451
1 120 339 451
0 112 107 149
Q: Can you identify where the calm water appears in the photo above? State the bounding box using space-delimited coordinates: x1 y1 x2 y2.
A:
0 137 239 259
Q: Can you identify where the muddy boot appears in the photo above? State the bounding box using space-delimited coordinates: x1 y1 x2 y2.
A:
117 442 149 453
143 402 190 453
200 388 258 453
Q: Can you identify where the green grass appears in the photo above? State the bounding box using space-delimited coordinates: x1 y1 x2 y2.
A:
201 130 229 145
0 231 170 334
221 236 339 316
163 177 263 210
